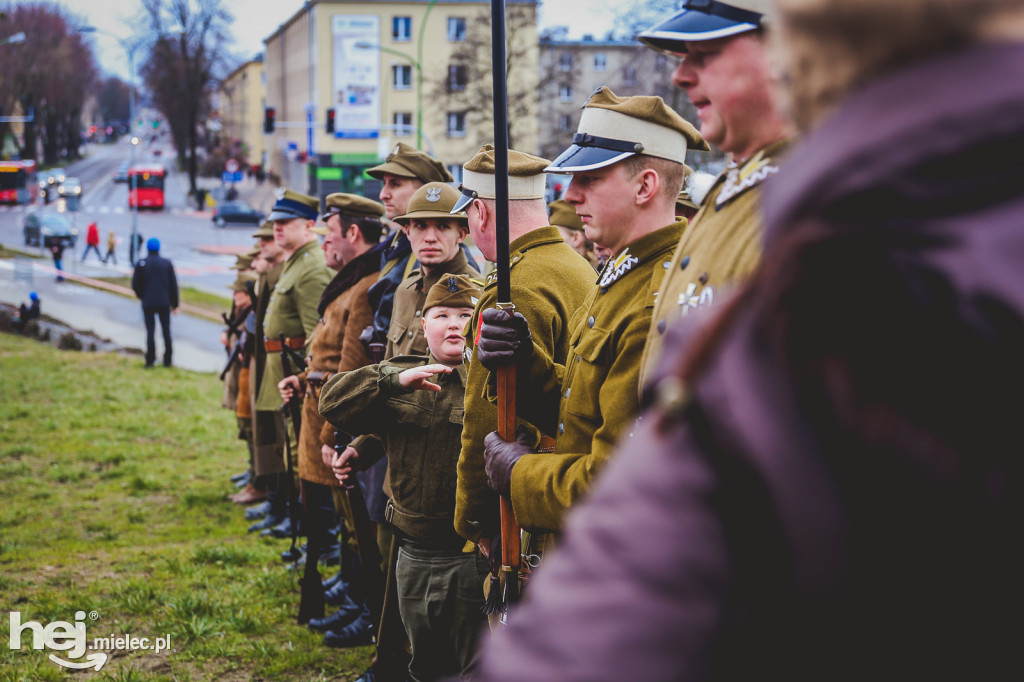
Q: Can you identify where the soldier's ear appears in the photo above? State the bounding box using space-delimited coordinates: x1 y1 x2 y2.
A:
634 167 661 206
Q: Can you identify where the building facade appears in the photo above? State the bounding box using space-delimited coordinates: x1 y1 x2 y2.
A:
261 0 539 200
218 56 266 171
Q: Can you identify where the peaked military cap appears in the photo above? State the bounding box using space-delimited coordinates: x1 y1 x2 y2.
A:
234 246 260 270
547 87 708 173
548 199 584 231
639 0 769 54
452 145 551 213
393 183 468 225
252 220 275 238
423 273 483 312
267 188 319 222
313 193 386 235
365 142 453 183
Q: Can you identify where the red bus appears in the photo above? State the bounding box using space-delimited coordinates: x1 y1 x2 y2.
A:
0 160 39 204
128 164 166 209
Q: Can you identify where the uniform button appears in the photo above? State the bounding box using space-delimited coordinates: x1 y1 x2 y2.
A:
587 316 595 328
657 319 666 334
415 310 421 317
699 271 709 285
407 331 413 338
680 256 690 270
663 261 670 269
565 388 571 398
558 423 564 435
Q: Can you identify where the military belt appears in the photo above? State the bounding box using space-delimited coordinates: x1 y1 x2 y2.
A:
306 370 333 386
264 336 305 352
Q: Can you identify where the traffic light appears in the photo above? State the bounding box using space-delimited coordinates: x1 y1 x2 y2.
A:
263 107 276 134
325 108 336 134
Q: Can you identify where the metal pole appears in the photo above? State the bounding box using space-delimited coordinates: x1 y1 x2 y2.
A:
416 0 439 150
128 45 139 265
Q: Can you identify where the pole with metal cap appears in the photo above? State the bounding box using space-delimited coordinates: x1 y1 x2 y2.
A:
489 0 520 613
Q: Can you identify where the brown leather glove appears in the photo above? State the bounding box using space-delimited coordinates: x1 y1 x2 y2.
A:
484 426 532 496
477 307 533 371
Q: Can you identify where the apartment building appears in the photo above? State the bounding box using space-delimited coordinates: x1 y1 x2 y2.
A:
218 56 266 170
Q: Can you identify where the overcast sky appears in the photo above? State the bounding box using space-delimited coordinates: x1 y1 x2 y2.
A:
54 0 641 82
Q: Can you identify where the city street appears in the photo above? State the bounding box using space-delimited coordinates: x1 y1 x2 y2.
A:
0 140 276 371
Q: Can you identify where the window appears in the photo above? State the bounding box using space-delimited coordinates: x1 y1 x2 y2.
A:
392 64 412 89
448 64 468 91
593 53 607 71
393 16 411 41
559 53 574 71
558 114 572 131
624 67 637 85
393 112 413 136
448 17 467 41
559 84 573 102
447 112 466 137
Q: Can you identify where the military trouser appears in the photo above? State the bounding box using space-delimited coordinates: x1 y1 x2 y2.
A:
330 488 362 581
396 541 489 681
252 410 286 477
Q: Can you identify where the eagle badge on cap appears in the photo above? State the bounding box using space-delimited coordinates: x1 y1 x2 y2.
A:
275 188 286 200
447 276 458 292
427 187 443 203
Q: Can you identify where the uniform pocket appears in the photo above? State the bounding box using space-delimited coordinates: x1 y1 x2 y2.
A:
563 329 611 423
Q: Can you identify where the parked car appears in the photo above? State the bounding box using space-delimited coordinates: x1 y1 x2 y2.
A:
45 167 67 187
113 162 130 183
36 171 51 203
23 212 78 248
213 200 263 227
58 177 82 196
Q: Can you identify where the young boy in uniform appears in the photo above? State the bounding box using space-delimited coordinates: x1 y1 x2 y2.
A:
319 273 486 681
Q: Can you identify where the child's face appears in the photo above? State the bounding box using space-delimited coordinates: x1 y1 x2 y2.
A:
421 306 473 365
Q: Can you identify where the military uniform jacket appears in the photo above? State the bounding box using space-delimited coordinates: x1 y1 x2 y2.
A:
509 221 685 533
639 139 791 392
319 356 468 546
297 258 379 487
455 226 596 542
256 240 332 412
385 249 480 360
251 262 284 410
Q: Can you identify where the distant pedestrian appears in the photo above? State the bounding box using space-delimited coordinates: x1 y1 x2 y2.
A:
82 222 103 262
50 242 65 281
131 237 179 368
130 232 144 265
14 292 40 333
104 230 118 265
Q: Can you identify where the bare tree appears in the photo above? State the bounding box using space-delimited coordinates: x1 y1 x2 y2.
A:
139 0 231 195
95 77 132 127
0 3 97 163
431 4 539 150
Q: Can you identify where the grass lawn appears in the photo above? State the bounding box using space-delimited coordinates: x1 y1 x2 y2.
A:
0 334 372 681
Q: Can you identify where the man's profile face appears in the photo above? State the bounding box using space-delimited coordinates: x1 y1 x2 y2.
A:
322 216 345 270
259 235 284 263
403 218 466 270
671 33 776 159
378 173 423 220
563 163 636 254
273 217 311 252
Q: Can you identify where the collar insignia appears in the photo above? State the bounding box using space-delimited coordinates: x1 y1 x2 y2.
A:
716 150 779 209
598 248 640 288
426 187 442 202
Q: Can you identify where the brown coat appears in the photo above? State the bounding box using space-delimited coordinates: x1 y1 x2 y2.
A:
297 257 379 487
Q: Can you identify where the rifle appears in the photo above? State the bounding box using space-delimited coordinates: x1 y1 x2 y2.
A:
335 430 386 631
219 312 255 381
489 0 521 617
278 333 307 567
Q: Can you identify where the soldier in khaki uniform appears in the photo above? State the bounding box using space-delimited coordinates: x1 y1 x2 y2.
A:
277 194 387 637
386 182 482 359
478 88 705 533
254 190 333 539
321 274 486 680
636 0 795 391
450 146 595 546
549 199 600 270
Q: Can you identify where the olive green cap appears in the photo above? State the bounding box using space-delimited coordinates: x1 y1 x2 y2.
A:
452 145 551 213
267 188 319 222
393 183 468 225
227 270 258 292
313 193 386 235
252 220 275 238
423 273 483 313
548 199 584 231
547 87 708 172
234 246 260 270
365 142 453 183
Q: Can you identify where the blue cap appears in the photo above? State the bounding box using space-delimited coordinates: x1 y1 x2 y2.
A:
147 237 161 252
29 291 38 301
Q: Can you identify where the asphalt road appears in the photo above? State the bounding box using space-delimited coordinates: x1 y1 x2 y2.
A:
0 140 273 372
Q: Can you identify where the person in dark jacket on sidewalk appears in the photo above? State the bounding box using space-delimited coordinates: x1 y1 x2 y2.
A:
469 0 1024 680
131 237 179 368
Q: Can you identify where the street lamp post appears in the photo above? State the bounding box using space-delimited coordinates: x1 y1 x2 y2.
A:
0 31 26 46
78 26 142 264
